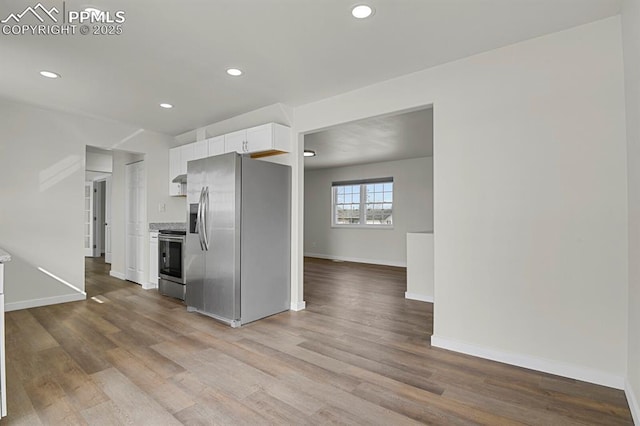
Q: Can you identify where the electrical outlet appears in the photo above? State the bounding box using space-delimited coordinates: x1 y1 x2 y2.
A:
158 203 166 213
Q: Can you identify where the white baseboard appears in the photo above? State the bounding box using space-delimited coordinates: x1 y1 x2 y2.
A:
109 270 125 280
291 300 306 311
304 253 406 268
142 281 158 290
626 378 640 426
405 292 433 303
430 335 624 390
5 293 86 312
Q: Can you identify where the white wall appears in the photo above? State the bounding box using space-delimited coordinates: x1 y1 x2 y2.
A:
622 0 640 421
304 157 433 266
293 17 628 388
406 232 434 302
0 98 184 309
86 150 113 173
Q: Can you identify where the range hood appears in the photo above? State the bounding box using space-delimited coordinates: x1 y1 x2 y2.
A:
172 174 187 184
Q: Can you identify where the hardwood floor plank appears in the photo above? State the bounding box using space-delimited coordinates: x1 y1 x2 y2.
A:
105 347 195 414
79 400 136 426
90 367 181 425
23 373 87 425
2 363 42 426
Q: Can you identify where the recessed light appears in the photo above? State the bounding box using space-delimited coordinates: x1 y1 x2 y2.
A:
226 68 243 77
84 7 101 15
351 4 374 19
303 150 316 157
159 103 173 109
39 70 60 79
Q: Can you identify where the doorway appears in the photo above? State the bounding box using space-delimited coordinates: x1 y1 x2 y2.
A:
301 107 434 318
85 146 113 262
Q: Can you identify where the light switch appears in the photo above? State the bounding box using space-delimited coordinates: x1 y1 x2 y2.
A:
158 203 166 212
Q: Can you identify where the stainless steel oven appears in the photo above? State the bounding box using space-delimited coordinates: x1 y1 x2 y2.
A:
158 230 186 300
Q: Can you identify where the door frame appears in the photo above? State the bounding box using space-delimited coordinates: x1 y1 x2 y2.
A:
104 175 112 264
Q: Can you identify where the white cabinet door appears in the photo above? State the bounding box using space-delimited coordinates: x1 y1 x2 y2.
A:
208 136 225 156
227 123 291 155
224 129 247 153
246 124 273 152
149 232 158 287
169 147 181 196
180 143 196 175
193 140 208 160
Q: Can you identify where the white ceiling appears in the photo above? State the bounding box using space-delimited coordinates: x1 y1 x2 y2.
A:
0 0 620 136
304 108 433 170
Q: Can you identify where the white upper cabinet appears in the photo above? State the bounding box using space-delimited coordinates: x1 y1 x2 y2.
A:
224 129 247 154
208 136 225 157
180 143 196 175
225 123 291 156
169 123 291 196
193 140 208 161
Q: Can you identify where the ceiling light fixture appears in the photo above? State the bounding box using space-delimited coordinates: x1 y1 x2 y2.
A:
39 70 60 79
351 4 374 19
160 103 173 109
303 150 317 157
226 68 243 77
84 7 101 15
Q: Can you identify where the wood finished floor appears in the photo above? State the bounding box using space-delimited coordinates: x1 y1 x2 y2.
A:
1 256 632 425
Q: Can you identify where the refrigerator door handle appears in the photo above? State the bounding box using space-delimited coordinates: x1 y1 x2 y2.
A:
202 186 210 251
197 187 205 251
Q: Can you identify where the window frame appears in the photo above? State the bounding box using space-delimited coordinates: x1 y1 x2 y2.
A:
331 178 394 229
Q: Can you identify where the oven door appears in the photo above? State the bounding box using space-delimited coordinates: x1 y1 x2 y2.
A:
158 235 185 284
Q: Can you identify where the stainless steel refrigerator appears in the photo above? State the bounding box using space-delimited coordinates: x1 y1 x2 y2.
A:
185 152 291 327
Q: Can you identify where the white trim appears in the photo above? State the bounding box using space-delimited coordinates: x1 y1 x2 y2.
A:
290 300 306 311
405 292 433 303
109 270 125 280
430 335 624 390
304 252 406 268
626 378 640 426
5 293 86 312
142 281 158 290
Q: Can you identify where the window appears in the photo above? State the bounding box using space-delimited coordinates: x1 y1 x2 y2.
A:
332 178 393 227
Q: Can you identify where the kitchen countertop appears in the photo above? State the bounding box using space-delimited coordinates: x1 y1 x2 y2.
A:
0 248 11 263
149 222 186 231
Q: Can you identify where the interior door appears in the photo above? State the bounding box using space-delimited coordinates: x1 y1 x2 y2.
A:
84 182 94 257
125 161 146 284
92 181 102 257
105 176 112 264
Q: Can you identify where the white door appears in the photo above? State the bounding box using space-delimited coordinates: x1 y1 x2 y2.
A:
93 181 102 257
84 182 94 257
105 176 112 264
125 161 146 284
